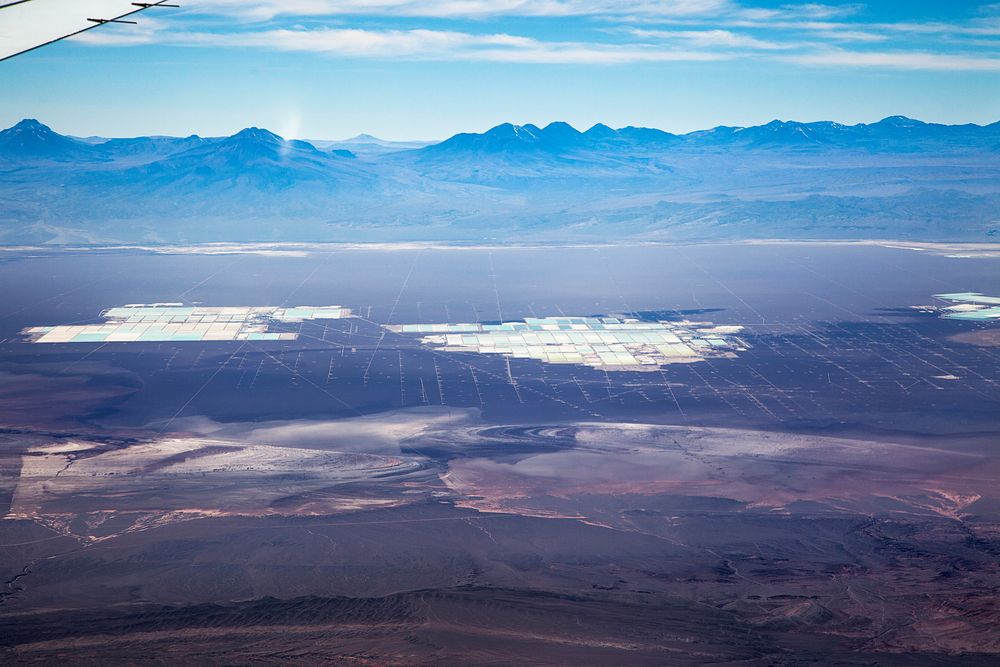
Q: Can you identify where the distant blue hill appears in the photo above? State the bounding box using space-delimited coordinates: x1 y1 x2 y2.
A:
0 117 997 245
99 135 207 162
122 127 367 191
0 119 103 162
415 116 1000 157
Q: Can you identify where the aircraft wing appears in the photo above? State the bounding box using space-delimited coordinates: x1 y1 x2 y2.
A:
0 0 174 62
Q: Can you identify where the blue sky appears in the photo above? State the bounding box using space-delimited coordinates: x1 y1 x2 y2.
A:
1 0 999 139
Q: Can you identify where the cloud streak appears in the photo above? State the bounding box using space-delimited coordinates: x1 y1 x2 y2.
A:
55 1 1000 72
787 49 1000 72
78 26 733 64
189 0 736 21
631 28 793 50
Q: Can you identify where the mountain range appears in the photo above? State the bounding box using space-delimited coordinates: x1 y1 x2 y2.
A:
421 116 1000 154
0 117 998 244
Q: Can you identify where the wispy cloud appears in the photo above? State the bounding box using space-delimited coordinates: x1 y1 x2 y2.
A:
71 18 170 47
78 26 733 64
787 49 1000 72
631 28 792 50
189 0 735 21
811 30 887 43
731 3 863 22
59 1 1000 73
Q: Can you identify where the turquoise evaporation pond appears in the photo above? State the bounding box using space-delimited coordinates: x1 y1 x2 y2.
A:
935 293 1000 306
104 307 198 318
942 307 1000 320
398 318 670 335
65 331 268 342
70 333 109 342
